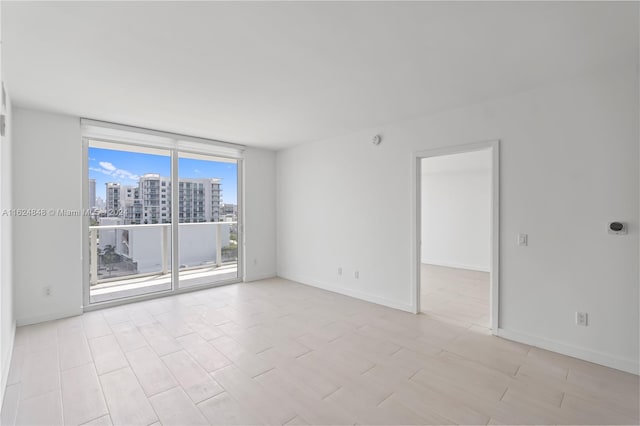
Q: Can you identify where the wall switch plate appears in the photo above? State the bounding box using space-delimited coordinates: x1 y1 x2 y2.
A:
354 271 359 279
576 312 588 326
338 267 342 275
517 233 528 246
43 286 52 297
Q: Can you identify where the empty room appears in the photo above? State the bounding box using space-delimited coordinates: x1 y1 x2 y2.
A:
0 1 638 425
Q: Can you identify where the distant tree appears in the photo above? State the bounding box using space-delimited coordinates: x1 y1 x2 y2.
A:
221 243 238 263
101 244 119 277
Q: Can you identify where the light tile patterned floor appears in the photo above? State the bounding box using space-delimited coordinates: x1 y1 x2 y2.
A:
1 278 638 425
421 264 490 329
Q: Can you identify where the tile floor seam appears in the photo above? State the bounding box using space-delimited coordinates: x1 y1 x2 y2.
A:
321 386 342 401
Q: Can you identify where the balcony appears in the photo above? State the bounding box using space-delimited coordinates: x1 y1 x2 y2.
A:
89 222 238 304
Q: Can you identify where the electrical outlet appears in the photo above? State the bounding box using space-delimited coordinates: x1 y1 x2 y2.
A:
354 271 359 279
517 233 528 247
576 312 588 326
338 267 342 276
43 286 52 297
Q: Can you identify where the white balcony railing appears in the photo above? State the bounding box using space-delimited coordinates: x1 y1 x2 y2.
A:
89 221 237 286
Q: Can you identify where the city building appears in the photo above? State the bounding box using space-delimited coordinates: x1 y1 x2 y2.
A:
88 178 96 209
103 175 222 224
105 182 121 214
222 202 237 219
95 196 105 210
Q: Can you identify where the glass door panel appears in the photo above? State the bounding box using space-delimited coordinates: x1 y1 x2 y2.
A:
177 152 239 288
88 141 172 303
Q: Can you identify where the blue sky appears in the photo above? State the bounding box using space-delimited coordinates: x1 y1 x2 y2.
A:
89 147 238 204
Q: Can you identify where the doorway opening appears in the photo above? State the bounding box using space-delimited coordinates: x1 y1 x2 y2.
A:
414 141 499 333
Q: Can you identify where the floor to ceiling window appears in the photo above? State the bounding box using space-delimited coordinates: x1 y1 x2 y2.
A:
177 152 239 289
82 120 243 307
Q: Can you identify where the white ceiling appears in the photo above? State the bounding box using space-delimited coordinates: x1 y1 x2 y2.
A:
3 1 638 149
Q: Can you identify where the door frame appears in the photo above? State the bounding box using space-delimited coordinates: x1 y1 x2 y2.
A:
411 140 500 333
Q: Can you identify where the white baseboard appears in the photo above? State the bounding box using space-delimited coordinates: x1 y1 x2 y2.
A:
278 273 414 313
244 272 277 283
422 260 490 273
497 327 639 375
17 307 83 327
1 320 16 409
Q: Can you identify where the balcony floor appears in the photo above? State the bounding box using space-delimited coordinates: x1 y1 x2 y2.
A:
90 263 238 304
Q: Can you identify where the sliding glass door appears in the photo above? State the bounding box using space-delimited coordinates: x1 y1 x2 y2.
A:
85 138 241 306
177 153 239 289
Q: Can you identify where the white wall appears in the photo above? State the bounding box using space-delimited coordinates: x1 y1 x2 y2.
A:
421 150 491 271
243 147 277 281
13 108 83 325
0 93 14 402
0 67 16 405
277 65 639 373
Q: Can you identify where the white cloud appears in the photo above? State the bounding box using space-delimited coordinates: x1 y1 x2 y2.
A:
112 169 139 181
90 163 139 183
89 167 111 176
99 161 116 171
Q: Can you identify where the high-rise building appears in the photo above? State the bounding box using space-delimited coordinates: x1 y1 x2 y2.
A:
105 182 121 214
118 184 138 224
139 174 170 224
105 175 222 224
179 177 222 223
209 180 222 222
89 179 96 209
